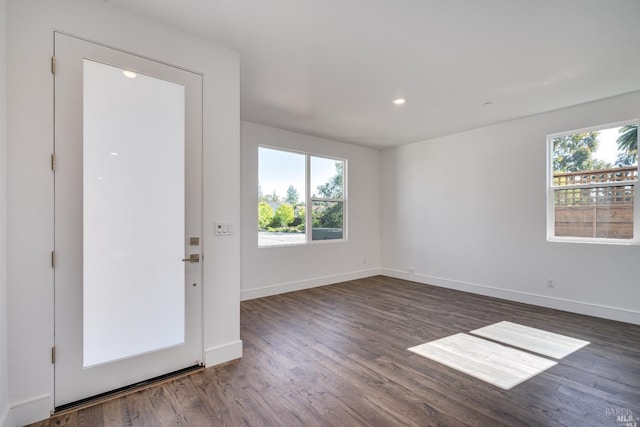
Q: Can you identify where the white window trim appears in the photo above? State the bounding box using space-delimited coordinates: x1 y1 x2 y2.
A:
259 145 347 248
546 119 639 245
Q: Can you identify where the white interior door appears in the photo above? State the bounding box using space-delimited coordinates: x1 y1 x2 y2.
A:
54 33 203 408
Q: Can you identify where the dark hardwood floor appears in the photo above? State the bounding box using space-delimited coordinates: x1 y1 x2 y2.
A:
33 276 640 426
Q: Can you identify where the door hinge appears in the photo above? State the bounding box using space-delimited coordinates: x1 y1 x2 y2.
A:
51 251 56 268
51 153 56 172
51 56 56 75
51 346 56 364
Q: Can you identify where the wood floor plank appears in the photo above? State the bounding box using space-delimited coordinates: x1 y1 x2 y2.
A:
32 276 640 426
101 397 134 427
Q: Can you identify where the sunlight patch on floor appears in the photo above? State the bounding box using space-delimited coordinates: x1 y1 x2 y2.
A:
409 322 589 390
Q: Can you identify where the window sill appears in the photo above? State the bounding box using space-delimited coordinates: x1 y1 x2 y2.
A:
547 236 639 246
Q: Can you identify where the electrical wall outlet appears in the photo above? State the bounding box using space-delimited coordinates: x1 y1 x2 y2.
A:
546 278 555 288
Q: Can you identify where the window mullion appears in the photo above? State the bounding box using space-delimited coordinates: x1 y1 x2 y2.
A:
305 154 311 243
310 197 344 202
553 180 637 190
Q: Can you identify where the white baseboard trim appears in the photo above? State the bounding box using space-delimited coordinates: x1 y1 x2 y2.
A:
205 340 243 368
9 394 51 427
381 268 640 326
1 402 10 427
241 268 381 301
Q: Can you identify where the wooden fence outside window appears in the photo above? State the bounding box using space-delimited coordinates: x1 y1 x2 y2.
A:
553 167 637 239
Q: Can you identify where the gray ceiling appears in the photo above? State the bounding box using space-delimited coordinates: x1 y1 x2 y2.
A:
109 0 640 149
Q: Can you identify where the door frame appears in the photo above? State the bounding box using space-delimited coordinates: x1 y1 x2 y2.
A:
52 31 205 408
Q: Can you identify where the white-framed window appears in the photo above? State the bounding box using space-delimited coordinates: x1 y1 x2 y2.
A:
258 146 346 247
547 120 638 244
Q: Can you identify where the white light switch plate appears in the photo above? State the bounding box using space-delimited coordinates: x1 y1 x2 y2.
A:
215 222 233 236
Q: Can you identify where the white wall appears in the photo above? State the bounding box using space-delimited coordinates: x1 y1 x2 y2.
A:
0 0 10 424
381 91 640 325
241 121 381 299
7 0 241 424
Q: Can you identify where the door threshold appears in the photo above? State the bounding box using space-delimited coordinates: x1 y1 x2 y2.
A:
54 364 204 415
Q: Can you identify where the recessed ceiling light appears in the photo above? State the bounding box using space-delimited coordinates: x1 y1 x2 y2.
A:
122 70 137 79
109 152 119 156
393 98 406 105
